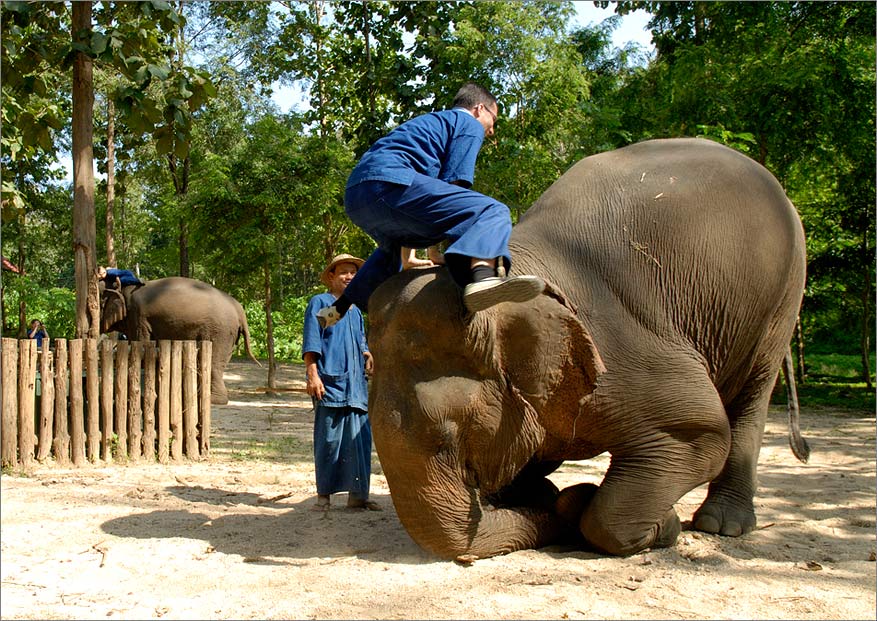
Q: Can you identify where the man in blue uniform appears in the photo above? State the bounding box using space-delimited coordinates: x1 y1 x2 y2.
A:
317 83 544 328
303 254 380 512
97 266 144 289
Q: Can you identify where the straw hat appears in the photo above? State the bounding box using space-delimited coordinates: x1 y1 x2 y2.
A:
320 253 365 287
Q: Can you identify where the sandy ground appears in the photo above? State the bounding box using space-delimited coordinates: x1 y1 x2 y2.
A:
1 359 874 620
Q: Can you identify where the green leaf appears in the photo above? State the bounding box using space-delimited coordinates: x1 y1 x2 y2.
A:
147 63 170 80
91 32 108 55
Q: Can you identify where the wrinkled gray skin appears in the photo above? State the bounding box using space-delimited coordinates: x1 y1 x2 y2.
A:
367 138 807 559
100 277 257 405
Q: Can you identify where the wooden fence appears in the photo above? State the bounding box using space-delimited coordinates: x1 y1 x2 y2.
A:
1 337 212 469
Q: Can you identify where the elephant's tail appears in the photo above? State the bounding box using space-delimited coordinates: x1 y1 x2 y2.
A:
237 305 263 368
783 347 809 463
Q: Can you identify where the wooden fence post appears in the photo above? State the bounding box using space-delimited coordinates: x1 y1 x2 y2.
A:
36 342 55 462
100 340 114 461
52 339 70 465
170 340 183 461
157 340 171 464
198 341 212 457
85 338 100 462
1 338 19 468
113 341 129 461
142 343 157 461
68 339 86 466
2 337 214 470
182 341 199 459
18 338 37 468
127 341 143 460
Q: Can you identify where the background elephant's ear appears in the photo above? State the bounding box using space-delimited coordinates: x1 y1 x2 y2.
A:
101 290 127 333
495 286 605 411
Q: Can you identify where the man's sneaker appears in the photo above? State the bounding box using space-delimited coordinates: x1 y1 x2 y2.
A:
316 306 342 328
463 275 545 313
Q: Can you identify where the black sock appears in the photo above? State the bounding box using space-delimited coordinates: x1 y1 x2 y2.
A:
334 294 352 315
471 265 495 283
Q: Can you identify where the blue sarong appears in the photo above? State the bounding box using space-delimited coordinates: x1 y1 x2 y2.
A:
312 403 372 499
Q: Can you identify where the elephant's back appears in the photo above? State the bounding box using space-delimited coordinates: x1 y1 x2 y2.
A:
512 138 805 395
140 277 242 333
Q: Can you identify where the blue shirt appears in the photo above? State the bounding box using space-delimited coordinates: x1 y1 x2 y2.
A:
104 268 142 287
302 293 369 410
346 109 485 189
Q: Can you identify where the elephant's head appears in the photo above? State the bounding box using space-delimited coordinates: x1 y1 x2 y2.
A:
100 287 128 334
367 268 605 559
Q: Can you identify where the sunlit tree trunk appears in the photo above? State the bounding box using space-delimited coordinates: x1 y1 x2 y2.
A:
105 98 116 267
264 261 276 391
72 1 100 338
17 213 26 338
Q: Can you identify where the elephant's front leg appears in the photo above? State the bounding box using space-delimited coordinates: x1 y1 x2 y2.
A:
571 413 731 556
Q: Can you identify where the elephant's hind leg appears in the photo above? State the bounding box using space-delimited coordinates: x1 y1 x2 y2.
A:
692 368 777 537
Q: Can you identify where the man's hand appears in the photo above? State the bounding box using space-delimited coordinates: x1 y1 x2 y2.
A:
363 351 374 376
306 368 325 400
304 353 325 400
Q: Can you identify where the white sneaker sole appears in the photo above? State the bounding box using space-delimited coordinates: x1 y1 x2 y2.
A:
316 307 341 328
463 275 545 313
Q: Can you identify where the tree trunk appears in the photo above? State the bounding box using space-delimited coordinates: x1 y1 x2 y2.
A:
167 154 191 278
17 225 26 338
860 268 873 390
264 261 276 391
311 0 328 137
179 218 189 278
72 1 99 338
105 98 116 267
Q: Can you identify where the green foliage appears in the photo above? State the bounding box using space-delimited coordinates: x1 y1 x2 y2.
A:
2 280 75 339
242 296 311 363
3 0 871 395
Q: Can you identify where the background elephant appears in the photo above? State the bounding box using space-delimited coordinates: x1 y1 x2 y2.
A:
100 276 258 405
366 138 808 559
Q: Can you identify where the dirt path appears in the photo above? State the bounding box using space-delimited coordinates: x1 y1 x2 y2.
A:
1 359 874 620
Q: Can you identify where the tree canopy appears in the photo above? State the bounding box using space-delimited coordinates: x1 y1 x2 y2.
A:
2 0 873 384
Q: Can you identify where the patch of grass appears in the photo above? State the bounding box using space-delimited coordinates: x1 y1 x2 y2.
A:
227 436 310 462
1 465 32 477
806 352 876 381
771 352 876 412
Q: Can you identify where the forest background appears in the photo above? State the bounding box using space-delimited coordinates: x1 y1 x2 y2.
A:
1 1 874 406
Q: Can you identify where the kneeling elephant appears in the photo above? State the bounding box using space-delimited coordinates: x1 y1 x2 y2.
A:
366 138 808 559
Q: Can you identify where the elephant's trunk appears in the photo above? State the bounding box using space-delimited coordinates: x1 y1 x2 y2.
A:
376 436 567 560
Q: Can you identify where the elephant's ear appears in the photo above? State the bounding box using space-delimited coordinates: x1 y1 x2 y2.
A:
101 289 127 333
494 280 605 415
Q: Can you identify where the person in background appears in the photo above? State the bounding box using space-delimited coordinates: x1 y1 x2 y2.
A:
97 266 143 290
27 319 49 349
302 253 380 512
316 82 544 328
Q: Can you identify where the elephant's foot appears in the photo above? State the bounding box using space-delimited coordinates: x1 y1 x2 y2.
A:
210 392 229 405
691 497 756 537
